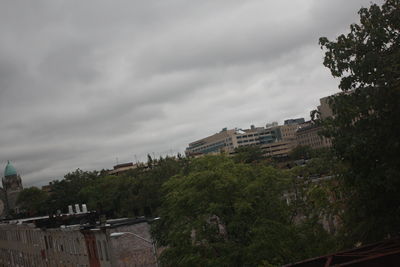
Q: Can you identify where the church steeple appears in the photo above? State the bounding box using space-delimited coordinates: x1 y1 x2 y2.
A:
4 161 17 177
1 161 23 217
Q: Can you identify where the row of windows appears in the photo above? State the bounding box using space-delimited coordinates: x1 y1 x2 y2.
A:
297 133 328 148
44 234 87 256
0 227 110 265
191 141 233 153
238 139 257 144
237 134 256 139
236 131 276 139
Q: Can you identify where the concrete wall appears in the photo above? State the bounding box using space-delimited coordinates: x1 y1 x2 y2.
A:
108 222 157 267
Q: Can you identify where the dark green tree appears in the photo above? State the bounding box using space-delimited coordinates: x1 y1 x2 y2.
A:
152 155 326 266
319 0 400 244
17 187 49 216
289 145 313 160
233 145 264 164
79 156 187 217
46 169 102 213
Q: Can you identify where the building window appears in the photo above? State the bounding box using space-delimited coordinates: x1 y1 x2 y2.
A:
48 236 53 249
44 236 49 250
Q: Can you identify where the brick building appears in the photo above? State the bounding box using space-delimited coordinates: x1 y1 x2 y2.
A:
0 209 158 267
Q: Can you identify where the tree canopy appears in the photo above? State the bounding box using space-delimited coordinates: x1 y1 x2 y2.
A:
319 0 400 243
17 187 49 216
152 155 336 266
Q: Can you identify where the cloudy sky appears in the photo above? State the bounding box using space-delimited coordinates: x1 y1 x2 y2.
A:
0 0 381 186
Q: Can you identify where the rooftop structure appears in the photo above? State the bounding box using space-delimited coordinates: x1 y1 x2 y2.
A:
108 162 144 176
284 118 305 125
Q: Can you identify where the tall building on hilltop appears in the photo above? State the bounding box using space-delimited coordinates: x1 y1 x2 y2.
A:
0 161 23 218
185 124 283 157
185 128 237 156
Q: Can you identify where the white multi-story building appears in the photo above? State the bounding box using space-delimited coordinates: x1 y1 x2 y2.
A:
185 118 312 158
185 124 282 157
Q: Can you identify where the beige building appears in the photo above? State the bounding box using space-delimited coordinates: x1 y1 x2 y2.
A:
279 121 311 141
292 95 334 149
280 124 300 140
185 125 282 157
185 128 236 156
108 162 142 176
296 124 332 149
317 96 334 120
186 119 315 158
261 139 296 158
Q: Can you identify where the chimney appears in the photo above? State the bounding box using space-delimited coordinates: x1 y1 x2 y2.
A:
82 204 88 213
75 204 81 214
68 205 74 214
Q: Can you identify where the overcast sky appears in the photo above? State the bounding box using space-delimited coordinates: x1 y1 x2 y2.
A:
0 0 381 187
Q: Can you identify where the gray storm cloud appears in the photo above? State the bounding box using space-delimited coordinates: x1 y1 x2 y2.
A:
0 0 382 186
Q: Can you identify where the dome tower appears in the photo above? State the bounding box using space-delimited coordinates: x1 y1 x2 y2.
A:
1 161 23 216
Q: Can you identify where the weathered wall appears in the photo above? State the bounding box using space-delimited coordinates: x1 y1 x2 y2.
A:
108 222 157 267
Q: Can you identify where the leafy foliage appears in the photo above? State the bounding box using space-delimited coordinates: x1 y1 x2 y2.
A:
40 156 187 218
17 187 49 216
319 0 400 243
30 153 338 265
289 146 314 160
233 145 264 164
152 156 335 266
46 169 102 213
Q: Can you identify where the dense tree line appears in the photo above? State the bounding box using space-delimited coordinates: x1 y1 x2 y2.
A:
17 156 187 218
17 151 339 266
